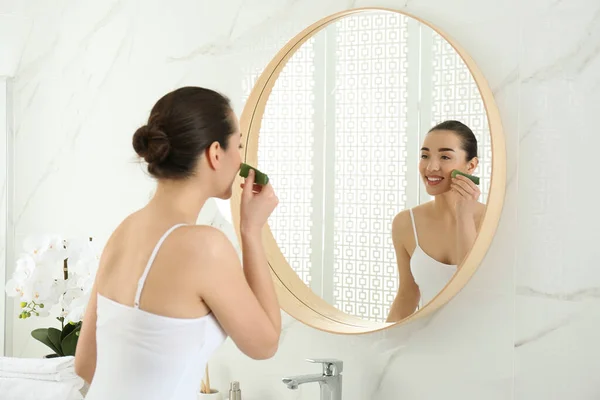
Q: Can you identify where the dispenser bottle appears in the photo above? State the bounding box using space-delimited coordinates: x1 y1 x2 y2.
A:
228 381 241 400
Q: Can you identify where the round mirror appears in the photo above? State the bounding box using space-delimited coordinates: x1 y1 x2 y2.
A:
232 7 506 333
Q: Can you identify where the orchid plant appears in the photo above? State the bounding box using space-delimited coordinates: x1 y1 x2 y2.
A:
5 234 101 357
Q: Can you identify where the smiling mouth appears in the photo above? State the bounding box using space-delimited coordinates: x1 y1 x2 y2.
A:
426 176 444 186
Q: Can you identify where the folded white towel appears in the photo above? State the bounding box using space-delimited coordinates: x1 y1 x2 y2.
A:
0 369 80 382
0 355 79 382
0 376 84 400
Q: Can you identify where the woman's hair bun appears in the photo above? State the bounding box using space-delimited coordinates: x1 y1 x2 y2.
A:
132 87 235 180
132 123 171 165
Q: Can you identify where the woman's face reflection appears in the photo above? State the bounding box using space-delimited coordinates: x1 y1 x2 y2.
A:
419 130 477 196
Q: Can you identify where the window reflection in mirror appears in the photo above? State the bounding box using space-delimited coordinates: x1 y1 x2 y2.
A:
245 11 491 322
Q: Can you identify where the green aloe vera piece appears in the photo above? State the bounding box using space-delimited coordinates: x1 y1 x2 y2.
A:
451 169 480 185
239 163 269 185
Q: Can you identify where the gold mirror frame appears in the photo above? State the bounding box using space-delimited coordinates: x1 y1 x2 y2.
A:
231 7 506 334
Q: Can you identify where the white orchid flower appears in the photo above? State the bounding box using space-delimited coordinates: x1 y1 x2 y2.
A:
65 237 99 265
71 255 98 278
66 271 95 296
61 286 88 323
12 254 37 282
22 234 66 263
5 278 28 299
9 279 34 302
33 259 63 282
64 292 89 323
26 275 64 306
78 272 96 294
6 233 102 323
5 255 37 300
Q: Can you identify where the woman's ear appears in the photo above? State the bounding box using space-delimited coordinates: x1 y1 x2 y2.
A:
467 157 479 173
205 141 222 171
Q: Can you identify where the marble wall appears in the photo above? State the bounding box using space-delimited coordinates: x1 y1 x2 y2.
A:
0 79 7 356
0 11 29 357
2 0 599 398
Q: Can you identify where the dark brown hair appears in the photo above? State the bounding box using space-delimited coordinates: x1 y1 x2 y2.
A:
429 120 478 161
133 86 235 180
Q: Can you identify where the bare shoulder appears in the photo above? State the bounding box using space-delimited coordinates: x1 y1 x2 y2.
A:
175 225 239 267
392 209 413 233
392 207 419 249
411 201 434 215
178 225 235 251
396 201 433 227
97 215 133 260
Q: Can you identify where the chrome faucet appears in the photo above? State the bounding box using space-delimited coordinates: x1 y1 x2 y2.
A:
282 359 343 400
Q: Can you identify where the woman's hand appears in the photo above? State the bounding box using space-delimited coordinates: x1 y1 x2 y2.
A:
240 170 278 235
451 174 480 220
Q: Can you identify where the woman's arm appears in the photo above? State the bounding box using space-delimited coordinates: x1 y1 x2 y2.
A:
451 174 481 261
74 230 117 384
196 227 281 359
239 228 281 333
455 217 478 261
386 211 420 323
74 281 98 384
198 170 280 359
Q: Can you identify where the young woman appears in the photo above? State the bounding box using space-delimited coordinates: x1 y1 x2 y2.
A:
75 87 280 400
386 120 484 323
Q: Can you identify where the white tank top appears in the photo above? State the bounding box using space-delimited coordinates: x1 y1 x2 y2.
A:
85 224 227 400
408 209 457 308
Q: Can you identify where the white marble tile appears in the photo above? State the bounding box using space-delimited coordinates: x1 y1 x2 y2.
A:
0 14 31 77
0 1 15 14
520 3 600 83
514 3 600 398
355 0 520 24
515 296 600 400
371 289 514 400
0 78 7 354
517 2 600 295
